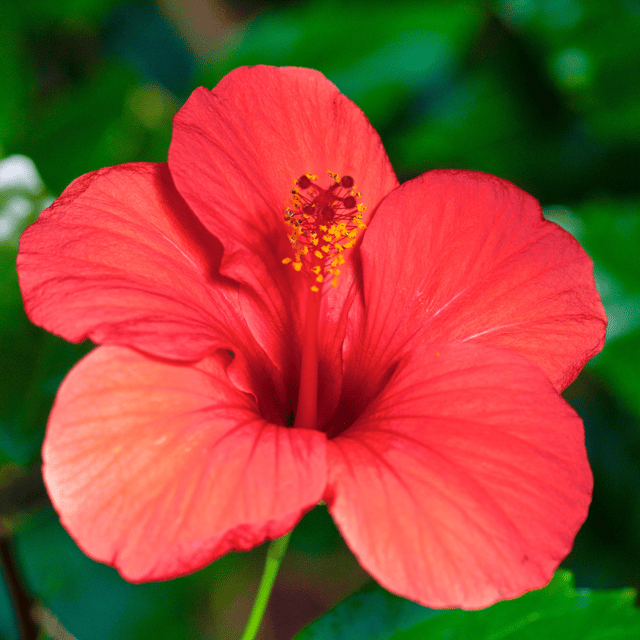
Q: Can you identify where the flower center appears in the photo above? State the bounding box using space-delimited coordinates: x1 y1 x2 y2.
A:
285 172 367 431
282 171 367 293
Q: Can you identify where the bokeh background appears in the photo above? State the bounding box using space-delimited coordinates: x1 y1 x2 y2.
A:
1 0 639 638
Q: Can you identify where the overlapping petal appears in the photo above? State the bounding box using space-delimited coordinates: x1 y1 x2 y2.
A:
43 346 327 582
169 65 398 293
169 66 399 418
326 343 591 609
345 170 606 408
18 162 247 362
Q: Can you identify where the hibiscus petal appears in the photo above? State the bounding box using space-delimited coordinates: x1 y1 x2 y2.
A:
169 65 398 291
17 162 258 362
168 66 399 417
326 343 591 609
43 346 327 582
349 170 606 398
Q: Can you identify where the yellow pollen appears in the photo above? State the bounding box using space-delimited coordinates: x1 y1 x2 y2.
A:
281 170 367 291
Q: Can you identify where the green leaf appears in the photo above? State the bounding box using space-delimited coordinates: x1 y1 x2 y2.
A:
293 581 443 640
396 571 639 640
295 571 640 640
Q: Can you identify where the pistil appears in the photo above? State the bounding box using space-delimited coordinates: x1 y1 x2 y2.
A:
293 285 321 430
282 172 367 291
283 172 367 431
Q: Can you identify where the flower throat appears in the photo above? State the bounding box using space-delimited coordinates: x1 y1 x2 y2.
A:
282 171 367 293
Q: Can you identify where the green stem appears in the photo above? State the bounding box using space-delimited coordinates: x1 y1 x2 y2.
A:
240 531 292 640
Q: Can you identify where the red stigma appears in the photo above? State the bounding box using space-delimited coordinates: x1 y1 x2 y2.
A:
343 196 356 209
340 175 354 189
297 175 311 189
288 173 361 228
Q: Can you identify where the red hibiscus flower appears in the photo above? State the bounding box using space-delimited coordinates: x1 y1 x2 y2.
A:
17 66 606 609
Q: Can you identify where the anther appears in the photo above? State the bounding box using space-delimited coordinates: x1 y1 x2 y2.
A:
282 171 366 292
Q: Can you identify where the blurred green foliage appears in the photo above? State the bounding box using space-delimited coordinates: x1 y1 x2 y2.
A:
1 0 639 638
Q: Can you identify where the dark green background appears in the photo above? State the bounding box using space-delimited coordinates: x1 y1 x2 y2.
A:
1 1 639 638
